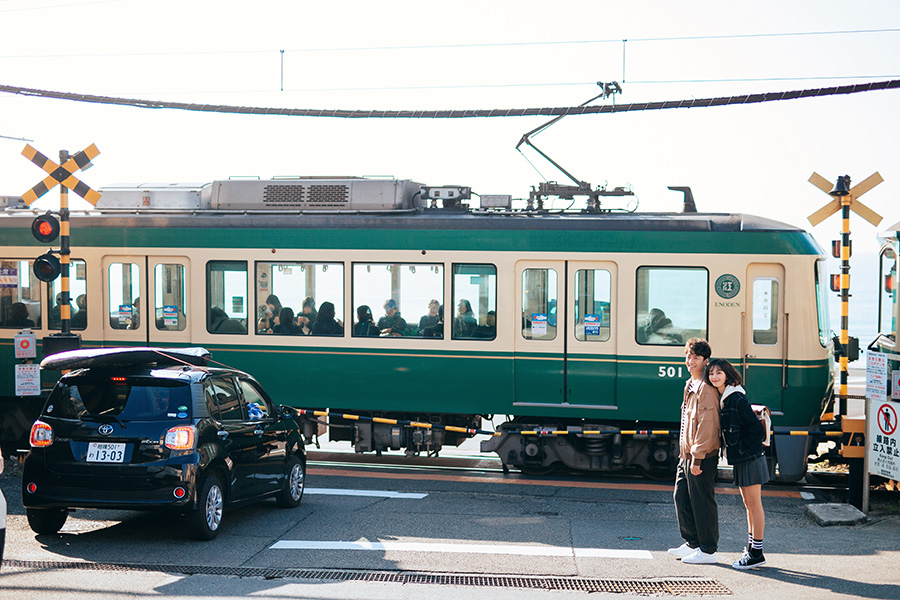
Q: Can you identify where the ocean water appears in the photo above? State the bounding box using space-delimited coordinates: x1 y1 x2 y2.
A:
826 252 889 351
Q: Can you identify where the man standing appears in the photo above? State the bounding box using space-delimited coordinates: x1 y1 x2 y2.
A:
668 338 720 564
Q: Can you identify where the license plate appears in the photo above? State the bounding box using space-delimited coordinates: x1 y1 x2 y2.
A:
86 442 126 463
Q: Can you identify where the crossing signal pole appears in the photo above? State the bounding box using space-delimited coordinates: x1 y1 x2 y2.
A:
21 143 100 354
807 172 884 417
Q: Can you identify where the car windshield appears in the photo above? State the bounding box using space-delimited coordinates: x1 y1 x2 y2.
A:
45 375 192 421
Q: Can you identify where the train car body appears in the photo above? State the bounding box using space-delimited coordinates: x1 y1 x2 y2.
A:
874 221 900 397
0 177 833 480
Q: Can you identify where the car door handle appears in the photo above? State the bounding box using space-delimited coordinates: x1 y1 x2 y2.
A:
217 430 229 439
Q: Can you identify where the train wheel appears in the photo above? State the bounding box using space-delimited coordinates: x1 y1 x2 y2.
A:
517 463 559 476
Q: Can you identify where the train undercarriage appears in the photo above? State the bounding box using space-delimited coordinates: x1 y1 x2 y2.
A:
481 419 679 477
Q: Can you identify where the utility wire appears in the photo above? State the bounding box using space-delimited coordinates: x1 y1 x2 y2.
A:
1 80 898 119
0 28 898 58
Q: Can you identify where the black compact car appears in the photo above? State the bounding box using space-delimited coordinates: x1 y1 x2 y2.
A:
22 347 307 540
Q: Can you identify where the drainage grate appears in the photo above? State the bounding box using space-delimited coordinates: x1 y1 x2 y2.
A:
2 559 731 595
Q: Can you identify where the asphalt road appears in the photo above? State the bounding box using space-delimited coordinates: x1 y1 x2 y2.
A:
2 449 899 600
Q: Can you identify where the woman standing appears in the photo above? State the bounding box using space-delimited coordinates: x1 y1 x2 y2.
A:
706 358 768 570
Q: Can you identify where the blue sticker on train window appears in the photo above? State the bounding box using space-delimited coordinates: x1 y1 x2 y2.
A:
531 313 548 336
585 314 601 336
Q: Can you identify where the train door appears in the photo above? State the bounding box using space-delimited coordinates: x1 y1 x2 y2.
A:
514 262 565 405
102 256 147 344
743 263 786 413
148 258 190 345
566 262 618 407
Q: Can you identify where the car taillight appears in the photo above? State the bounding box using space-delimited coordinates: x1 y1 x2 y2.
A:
164 425 195 450
30 420 53 447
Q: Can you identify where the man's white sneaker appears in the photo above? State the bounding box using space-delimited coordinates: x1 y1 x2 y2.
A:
667 543 696 559
682 549 718 564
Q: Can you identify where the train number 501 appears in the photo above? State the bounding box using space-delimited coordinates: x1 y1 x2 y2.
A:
657 366 684 378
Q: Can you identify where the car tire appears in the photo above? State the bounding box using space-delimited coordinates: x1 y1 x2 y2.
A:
275 455 305 508
26 507 68 535
190 473 224 540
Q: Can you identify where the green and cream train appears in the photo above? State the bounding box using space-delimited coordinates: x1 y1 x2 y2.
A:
0 177 834 480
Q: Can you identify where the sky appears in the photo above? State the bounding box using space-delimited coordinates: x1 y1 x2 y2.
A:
1 0 899 339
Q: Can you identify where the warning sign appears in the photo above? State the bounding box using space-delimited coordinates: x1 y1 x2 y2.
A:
15 363 41 396
866 352 888 401
868 398 900 480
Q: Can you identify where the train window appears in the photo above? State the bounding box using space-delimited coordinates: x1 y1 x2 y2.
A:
107 262 139 330
47 259 87 331
352 262 443 337
752 277 780 345
574 269 611 342
522 268 557 341
206 261 248 334
0 259 41 329
635 267 707 344
255 262 344 336
155 264 187 331
452 264 497 340
814 260 831 347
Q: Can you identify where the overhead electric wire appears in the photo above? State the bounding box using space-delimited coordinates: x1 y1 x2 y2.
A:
0 27 897 57
1 80 898 119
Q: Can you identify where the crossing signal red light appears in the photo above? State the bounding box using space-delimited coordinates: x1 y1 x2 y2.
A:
33 253 61 282
32 213 60 244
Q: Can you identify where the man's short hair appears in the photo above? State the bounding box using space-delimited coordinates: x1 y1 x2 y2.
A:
684 337 712 359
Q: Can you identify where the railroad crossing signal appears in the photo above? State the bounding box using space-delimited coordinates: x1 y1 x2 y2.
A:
807 171 883 227
21 143 100 343
21 143 101 206
807 172 884 419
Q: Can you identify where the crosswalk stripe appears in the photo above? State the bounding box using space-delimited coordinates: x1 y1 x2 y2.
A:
270 540 653 559
305 488 427 499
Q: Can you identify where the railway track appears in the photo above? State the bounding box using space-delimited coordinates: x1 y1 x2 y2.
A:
306 447 864 498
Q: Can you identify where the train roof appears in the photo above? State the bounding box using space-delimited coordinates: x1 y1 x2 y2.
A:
0 177 822 255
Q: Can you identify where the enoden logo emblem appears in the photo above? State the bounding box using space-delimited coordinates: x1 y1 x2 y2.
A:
715 274 740 299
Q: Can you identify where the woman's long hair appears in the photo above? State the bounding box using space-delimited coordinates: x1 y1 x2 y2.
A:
266 294 282 313
317 301 336 323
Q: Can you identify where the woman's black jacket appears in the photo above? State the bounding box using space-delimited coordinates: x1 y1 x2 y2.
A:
720 385 765 466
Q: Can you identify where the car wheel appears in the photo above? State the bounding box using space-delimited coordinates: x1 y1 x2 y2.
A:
26 507 68 535
190 473 224 540
275 455 305 508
